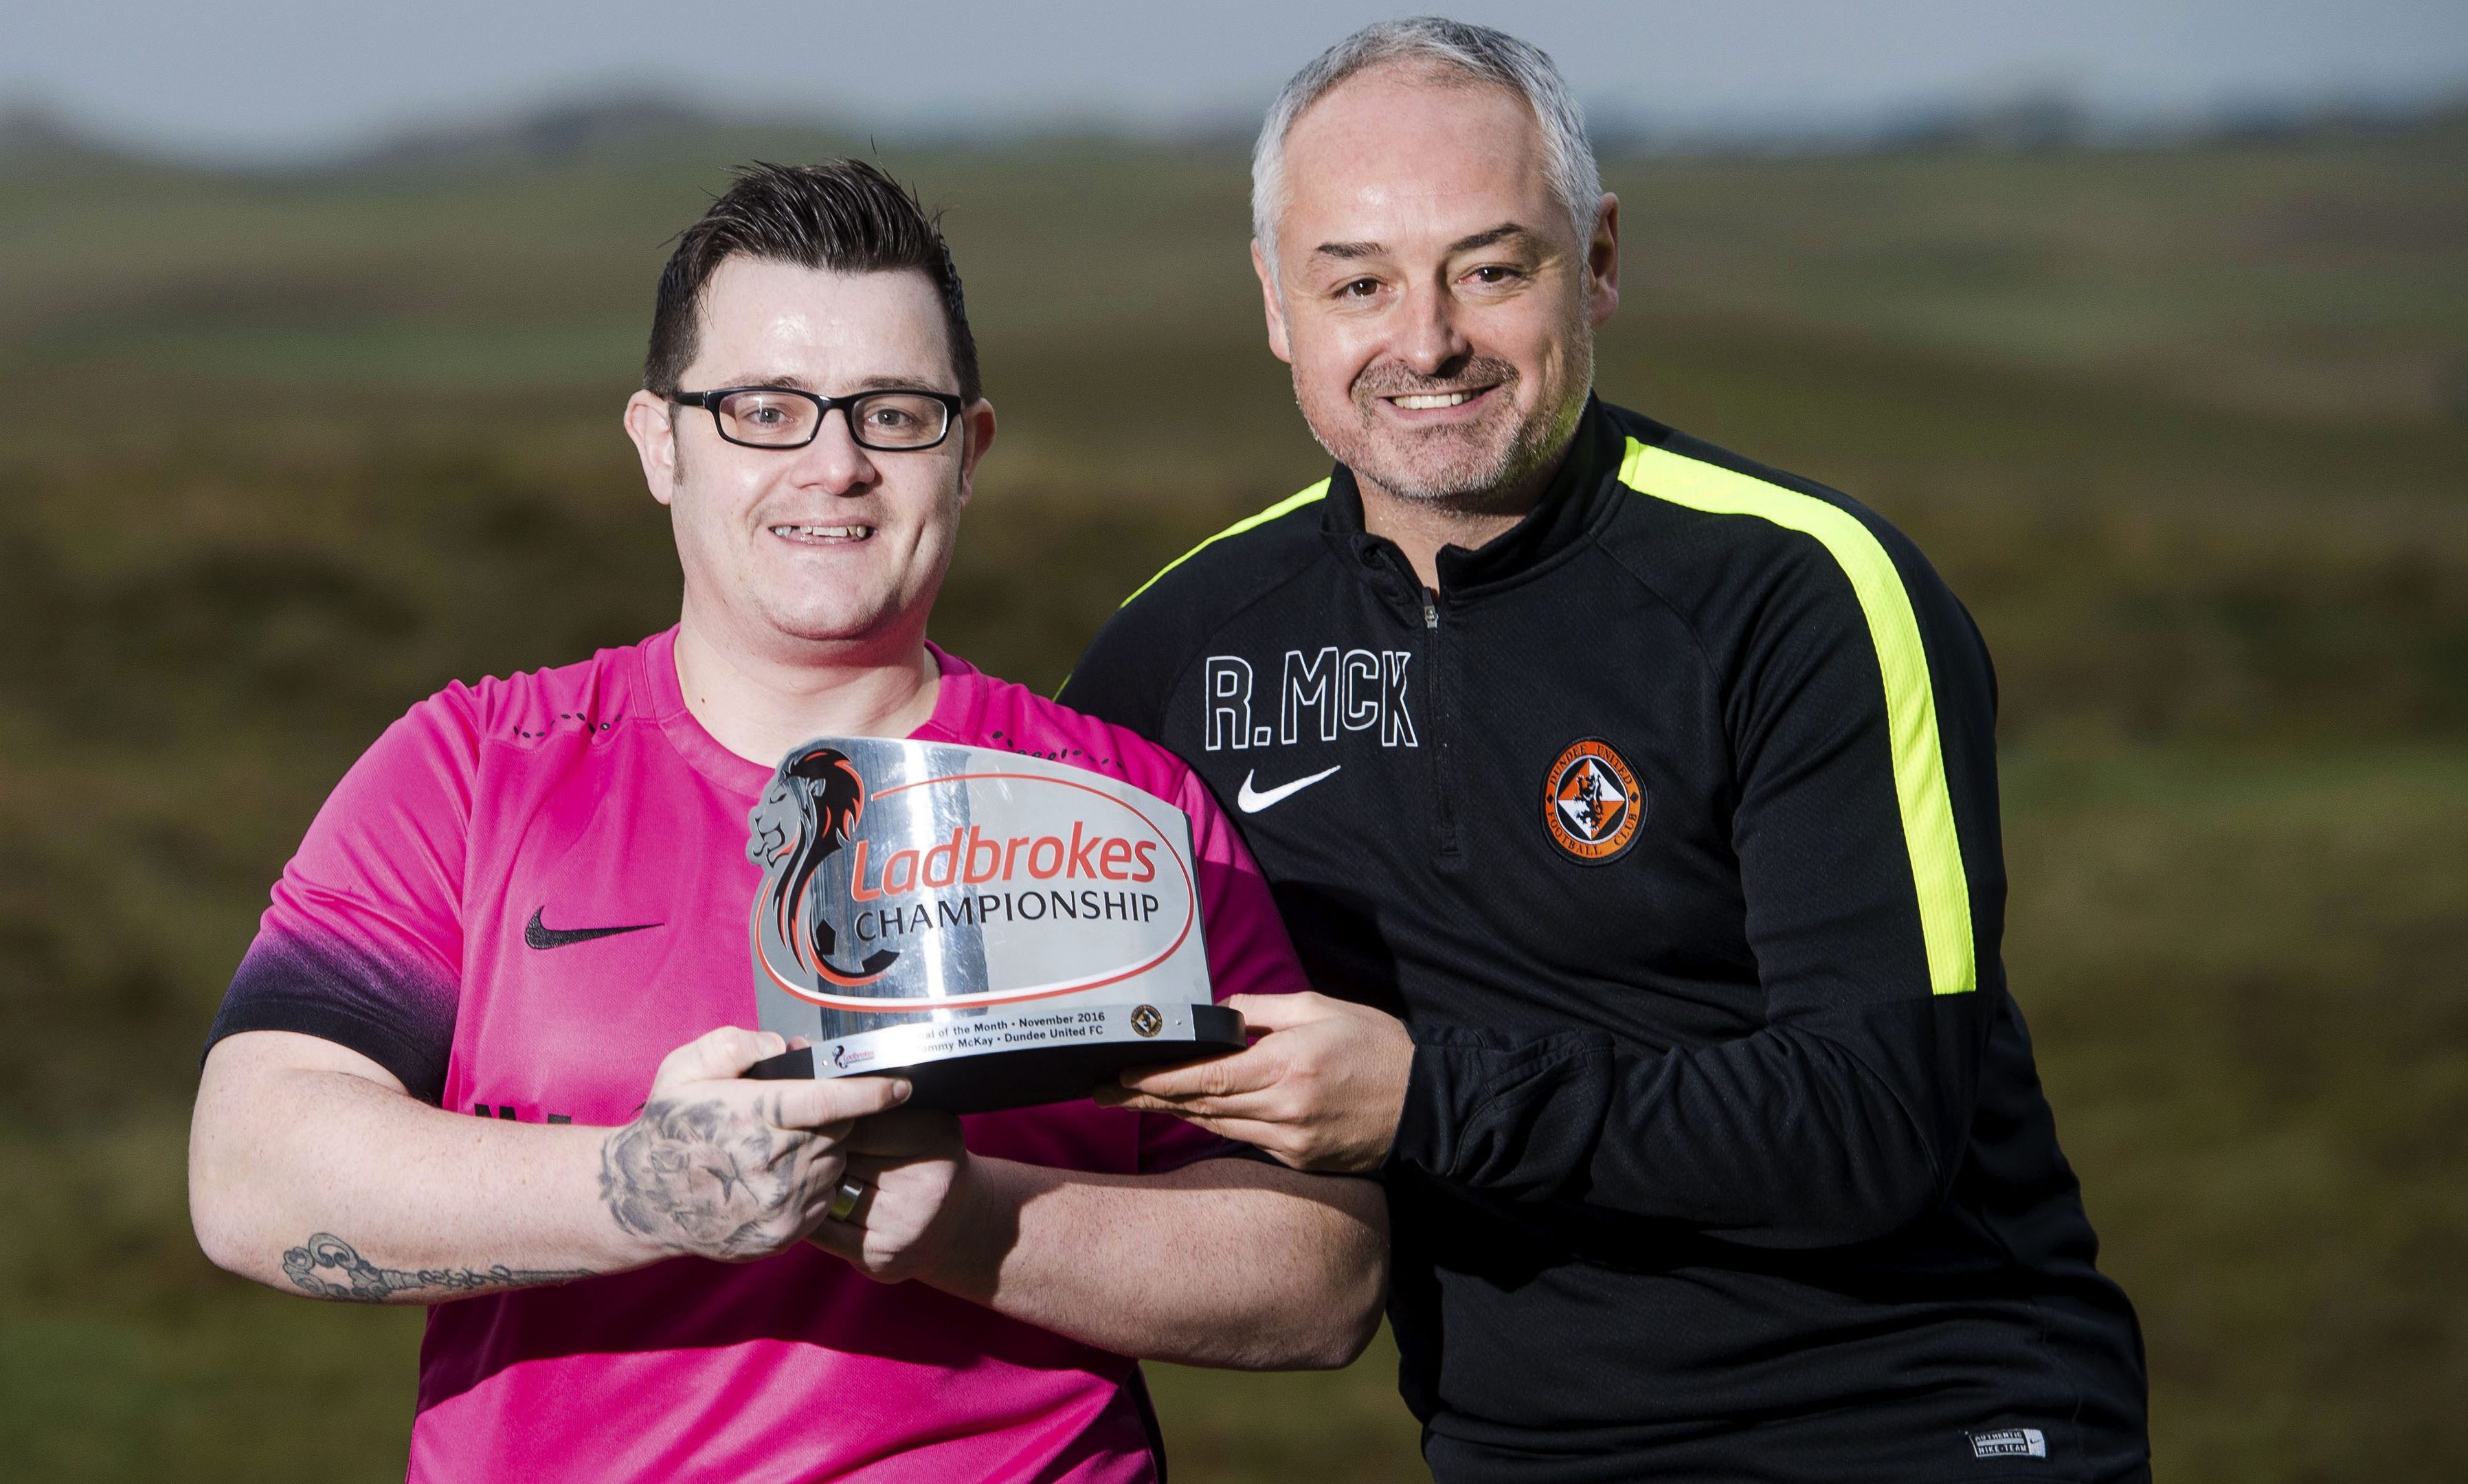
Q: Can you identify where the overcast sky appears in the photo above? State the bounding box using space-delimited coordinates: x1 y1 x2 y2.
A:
7 0 2465 159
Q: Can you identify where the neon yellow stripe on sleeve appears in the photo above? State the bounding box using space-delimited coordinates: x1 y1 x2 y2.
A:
1117 480 1330 609
1616 439 1976 996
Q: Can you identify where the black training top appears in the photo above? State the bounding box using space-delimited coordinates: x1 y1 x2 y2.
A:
1060 398 2148 1483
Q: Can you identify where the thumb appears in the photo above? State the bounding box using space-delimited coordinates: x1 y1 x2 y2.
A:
1224 991 1327 1035
652 1025 786 1090
766 1074 915 1130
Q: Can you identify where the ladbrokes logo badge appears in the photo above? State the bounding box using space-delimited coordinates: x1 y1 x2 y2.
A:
1544 739 1644 863
748 746 902 989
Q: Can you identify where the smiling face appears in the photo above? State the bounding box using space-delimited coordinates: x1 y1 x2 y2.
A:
622 256 994 660
1259 65 1617 515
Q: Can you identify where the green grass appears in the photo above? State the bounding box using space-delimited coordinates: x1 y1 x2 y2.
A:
0 115 2462 1480
2004 746 2468 1479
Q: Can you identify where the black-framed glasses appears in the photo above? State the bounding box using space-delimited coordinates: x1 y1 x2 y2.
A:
666 386 965 451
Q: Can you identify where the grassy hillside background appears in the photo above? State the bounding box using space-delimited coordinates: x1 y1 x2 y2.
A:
0 106 2463 1479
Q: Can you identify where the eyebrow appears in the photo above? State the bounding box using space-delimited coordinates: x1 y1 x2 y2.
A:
1308 221 1537 264
706 372 945 394
1311 240 1384 262
1447 222 1534 254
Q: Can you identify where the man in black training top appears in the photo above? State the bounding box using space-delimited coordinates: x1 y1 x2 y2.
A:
1065 18 2149 1484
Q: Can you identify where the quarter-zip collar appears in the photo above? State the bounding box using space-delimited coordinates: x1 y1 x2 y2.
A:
1319 394 1626 603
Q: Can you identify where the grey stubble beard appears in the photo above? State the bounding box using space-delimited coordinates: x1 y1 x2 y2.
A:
1303 338 1594 521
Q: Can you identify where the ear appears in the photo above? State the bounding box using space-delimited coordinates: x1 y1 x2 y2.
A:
623 391 680 507
1585 193 1621 328
1252 239 1293 364
954 397 998 511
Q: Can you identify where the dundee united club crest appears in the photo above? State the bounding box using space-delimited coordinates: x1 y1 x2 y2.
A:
1544 739 1644 863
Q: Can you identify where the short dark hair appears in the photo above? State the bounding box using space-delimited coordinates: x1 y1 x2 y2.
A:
644 159 981 403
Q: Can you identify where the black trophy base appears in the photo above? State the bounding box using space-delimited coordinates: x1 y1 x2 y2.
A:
744 1004 1248 1114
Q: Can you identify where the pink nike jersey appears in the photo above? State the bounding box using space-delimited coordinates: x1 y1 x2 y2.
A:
207 627 1308 1483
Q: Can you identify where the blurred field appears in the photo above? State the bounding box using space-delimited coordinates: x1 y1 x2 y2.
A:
0 106 2463 1480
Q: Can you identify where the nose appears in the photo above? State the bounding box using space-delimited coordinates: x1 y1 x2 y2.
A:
785 405 879 495
1398 278 1472 379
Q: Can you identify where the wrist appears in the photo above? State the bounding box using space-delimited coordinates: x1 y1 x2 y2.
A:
1324 1008 1415 1174
589 1118 692 1268
922 1153 1015 1303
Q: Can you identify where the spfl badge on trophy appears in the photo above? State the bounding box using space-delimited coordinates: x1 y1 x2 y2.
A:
741 738 1246 1112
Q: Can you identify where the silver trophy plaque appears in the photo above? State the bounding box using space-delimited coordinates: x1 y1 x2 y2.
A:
741 737 1244 1112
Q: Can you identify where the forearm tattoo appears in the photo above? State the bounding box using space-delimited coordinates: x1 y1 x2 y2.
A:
599 1094 795 1257
281 1233 593 1303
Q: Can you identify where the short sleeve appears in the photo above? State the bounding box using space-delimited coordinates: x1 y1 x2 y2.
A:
203 688 477 1103
1132 764 1310 1173
1178 767 1310 1006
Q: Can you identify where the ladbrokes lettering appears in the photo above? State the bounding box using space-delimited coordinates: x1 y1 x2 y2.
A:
1203 648 1416 750
850 823 1158 896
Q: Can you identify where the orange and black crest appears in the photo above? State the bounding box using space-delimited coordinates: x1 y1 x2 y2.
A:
1544 739 1643 863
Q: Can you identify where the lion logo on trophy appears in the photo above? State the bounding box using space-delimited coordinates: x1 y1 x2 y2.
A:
748 743 901 989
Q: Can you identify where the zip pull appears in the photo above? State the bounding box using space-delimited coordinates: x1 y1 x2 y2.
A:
1422 590 1439 629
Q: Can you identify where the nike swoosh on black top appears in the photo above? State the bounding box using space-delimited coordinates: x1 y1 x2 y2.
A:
1236 765 1342 813
524 908 662 950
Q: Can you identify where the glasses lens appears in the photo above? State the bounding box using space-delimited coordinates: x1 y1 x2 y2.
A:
849 392 951 449
715 390 820 446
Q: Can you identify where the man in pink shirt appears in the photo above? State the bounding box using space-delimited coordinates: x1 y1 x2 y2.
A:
187 159 1387 1483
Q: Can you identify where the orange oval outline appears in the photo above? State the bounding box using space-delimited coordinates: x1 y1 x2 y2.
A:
761 769 1200 1012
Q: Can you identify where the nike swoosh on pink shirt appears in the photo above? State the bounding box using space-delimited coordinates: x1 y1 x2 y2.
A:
524 908 662 950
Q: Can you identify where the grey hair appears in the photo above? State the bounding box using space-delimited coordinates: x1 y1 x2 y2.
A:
1251 16 1603 284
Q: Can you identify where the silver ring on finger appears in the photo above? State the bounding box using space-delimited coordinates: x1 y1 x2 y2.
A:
827 1177 868 1223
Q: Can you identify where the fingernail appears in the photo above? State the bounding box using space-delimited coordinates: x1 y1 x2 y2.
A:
889 1078 913 1103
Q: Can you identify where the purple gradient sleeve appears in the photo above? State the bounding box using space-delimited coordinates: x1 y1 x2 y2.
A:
210 924 460 1102
205 693 474 1103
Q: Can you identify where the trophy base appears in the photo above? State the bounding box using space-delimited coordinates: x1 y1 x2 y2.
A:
745 1003 1248 1114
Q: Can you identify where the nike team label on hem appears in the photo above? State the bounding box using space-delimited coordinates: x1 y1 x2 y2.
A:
523 908 662 949
1968 1428 2048 1459
1237 765 1340 813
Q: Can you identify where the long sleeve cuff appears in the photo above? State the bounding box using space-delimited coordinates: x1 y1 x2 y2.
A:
1385 1024 1617 1203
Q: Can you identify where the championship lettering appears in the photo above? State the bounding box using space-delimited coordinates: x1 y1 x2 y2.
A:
854 890 1167 943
